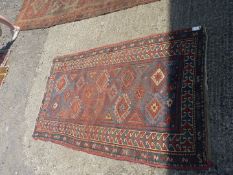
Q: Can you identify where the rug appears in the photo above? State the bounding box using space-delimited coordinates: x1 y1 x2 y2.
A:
16 0 159 30
33 27 212 170
0 66 9 87
0 51 9 87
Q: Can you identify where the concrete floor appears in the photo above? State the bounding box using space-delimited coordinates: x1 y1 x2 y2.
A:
0 0 233 175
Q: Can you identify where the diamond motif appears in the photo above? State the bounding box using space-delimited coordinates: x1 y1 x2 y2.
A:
96 70 110 93
69 96 82 118
75 76 85 92
55 75 68 93
114 94 131 123
82 85 96 100
151 68 165 86
64 89 72 101
121 68 136 90
146 98 161 120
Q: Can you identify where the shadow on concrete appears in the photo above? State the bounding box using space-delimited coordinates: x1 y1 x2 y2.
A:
166 0 233 174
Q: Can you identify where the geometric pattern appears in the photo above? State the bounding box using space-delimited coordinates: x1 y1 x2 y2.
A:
55 74 68 93
96 71 110 93
33 28 212 170
114 94 131 123
69 96 82 119
16 0 159 30
150 63 167 93
151 68 165 86
120 68 136 91
146 98 161 121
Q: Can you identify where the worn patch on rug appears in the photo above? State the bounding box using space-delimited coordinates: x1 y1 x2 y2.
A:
33 28 212 170
16 0 159 30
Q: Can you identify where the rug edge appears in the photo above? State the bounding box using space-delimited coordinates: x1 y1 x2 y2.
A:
32 136 214 171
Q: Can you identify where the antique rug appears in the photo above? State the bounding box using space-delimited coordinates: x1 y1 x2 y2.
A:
16 0 159 30
33 27 212 170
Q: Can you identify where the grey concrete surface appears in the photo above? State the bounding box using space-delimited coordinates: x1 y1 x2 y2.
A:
0 0 233 174
169 1 233 174
0 0 49 175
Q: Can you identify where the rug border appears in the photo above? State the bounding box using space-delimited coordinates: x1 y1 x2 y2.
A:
33 137 213 171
